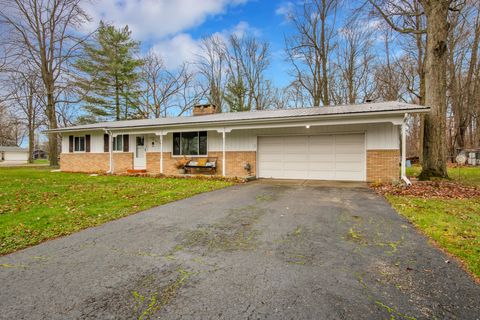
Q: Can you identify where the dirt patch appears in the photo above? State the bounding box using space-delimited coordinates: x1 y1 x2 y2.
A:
371 180 480 199
276 226 318 266
79 265 192 320
179 205 266 252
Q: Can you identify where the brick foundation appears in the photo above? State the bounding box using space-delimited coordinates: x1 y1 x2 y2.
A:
146 151 256 177
60 152 133 174
367 149 400 182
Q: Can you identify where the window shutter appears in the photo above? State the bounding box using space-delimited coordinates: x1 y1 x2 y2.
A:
85 135 91 152
123 135 129 152
69 136 74 153
104 134 109 152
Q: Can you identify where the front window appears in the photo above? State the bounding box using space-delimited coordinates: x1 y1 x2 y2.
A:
113 135 124 151
74 136 85 152
173 131 207 156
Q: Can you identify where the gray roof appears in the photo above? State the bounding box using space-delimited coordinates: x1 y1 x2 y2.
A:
49 101 429 133
0 146 28 152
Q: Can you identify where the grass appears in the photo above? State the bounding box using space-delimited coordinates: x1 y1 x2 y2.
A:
388 165 480 278
406 165 480 185
0 167 233 255
33 159 49 165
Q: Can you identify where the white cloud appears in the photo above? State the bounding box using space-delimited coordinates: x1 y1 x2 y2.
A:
275 2 294 20
151 33 201 70
83 0 248 40
150 21 258 70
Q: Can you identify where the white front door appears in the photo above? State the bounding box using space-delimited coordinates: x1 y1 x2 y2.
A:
257 133 366 181
134 135 146 169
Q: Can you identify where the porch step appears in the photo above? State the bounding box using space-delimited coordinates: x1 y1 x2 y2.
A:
127 169 147 174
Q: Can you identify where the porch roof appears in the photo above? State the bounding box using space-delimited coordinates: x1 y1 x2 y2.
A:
47 101 429 133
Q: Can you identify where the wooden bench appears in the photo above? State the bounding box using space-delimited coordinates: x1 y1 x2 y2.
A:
184 157 217 174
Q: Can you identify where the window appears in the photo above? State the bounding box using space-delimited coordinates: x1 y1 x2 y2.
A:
173 131 207 156
74 136 85 152
113 135 124 151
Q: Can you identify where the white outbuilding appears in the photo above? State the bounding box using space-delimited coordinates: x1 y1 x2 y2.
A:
0 146 29 164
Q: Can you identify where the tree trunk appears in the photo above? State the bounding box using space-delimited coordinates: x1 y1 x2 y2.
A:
46 89 59 166
418 1 449 180
28 85 34 163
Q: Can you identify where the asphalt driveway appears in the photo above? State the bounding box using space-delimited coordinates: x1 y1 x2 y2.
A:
1 180 479 319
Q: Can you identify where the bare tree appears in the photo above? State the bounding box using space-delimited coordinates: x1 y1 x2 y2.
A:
368 0 456 179
0 103 25 146
332 17 376 104
285 0 339 107
0 0 89 165
224 34 271 111
7 72 44 162
197 35 228 111
139 52 198 118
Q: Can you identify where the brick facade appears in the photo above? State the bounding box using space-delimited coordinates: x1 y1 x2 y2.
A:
366 149 400 182
146 151 256 177
60 152 133 174
60 149 399 182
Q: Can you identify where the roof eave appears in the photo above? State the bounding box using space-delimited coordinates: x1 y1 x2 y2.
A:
44 107 430 134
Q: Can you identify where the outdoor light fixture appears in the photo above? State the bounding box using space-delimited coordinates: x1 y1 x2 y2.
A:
306 125 310 129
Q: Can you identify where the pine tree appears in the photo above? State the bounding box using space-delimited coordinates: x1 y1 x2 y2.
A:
75 22 143 121
224 77 248 112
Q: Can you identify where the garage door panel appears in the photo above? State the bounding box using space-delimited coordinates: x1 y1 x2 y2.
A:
309 163 336 171
284 154 308 162
335 162 362 172
308 170 336 180
335 144 364 153
258 134 365 181
258 153 283 162
284 170 308 179
309 154 335 162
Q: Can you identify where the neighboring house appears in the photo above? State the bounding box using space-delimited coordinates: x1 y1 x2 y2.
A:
0 146 29 164
33 149 48 160
48 101 429 182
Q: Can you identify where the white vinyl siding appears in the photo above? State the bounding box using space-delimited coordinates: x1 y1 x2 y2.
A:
258 134 366 181
206 123 399 152
61 132 105 153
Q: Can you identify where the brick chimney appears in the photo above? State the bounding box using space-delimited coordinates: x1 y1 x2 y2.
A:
192 104 218 116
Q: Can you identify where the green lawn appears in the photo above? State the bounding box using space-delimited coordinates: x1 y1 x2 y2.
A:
388 165 480 278
407 165 480 185
33 159 49 164
0 167 233 255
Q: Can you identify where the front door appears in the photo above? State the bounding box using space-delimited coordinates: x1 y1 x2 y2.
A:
134 135 146 169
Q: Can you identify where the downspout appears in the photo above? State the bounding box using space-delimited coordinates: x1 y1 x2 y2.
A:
401 114 411 186
104 129 113 174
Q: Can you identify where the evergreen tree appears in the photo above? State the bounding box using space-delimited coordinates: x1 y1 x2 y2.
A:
75 22 143 121
223 77 248 112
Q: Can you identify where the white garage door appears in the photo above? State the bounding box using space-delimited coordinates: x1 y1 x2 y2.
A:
258 134 366 181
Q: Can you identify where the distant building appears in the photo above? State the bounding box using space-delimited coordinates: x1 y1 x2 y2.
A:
33 149 48 160
0 146 29 164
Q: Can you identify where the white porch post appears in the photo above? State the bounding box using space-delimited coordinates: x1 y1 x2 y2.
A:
160 134 163 174
222 129 226 177
155 131 166 174
108 131 114 174
401 114 411 185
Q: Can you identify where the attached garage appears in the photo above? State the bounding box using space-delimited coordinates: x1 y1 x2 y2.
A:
257 133 366 181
